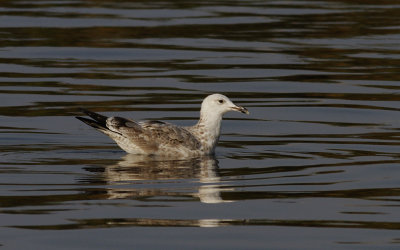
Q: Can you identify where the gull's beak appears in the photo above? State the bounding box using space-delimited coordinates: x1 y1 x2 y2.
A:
231 105 250 115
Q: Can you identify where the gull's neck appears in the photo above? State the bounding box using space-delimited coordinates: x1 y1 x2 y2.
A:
192 110 223 154
198 111 222 137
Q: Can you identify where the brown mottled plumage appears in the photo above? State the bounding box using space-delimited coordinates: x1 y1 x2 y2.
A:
76 94 249 157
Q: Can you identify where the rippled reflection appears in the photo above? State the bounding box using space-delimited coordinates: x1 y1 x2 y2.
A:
14 217 400 230
82 154 231 203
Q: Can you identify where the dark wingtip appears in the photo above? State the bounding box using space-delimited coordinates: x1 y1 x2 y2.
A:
76 116 106 130
75 116 88 123
77 108 108 123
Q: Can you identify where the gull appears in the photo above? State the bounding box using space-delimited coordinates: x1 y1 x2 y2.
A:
76 93 249 157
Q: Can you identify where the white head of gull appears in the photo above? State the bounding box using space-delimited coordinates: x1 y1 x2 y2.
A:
76 93 249 157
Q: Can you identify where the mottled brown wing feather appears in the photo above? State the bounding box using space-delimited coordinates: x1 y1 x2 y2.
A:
140 121 201 151
107 118 201 153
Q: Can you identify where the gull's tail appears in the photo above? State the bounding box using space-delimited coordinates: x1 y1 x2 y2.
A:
75 108 147 154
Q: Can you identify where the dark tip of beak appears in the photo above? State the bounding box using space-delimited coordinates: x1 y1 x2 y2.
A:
232 106 250 115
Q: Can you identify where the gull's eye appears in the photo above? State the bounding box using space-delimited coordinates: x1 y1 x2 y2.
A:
218 99 224 104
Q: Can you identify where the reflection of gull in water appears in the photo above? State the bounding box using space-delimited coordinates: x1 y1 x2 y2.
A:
76 94 249 157
91 154 233 203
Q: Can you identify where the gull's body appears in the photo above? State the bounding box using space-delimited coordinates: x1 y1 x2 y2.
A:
76 94 249 157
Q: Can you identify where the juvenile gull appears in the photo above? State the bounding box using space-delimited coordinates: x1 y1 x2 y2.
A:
76 93 249 157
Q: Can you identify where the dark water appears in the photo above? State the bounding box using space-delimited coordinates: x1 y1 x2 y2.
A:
1 0 400 249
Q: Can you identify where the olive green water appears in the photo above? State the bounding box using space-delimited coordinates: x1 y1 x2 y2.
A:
1 0 400 249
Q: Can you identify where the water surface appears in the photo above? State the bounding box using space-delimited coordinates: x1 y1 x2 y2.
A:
1 0 400 249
